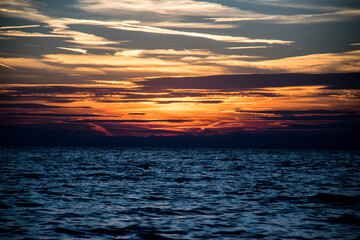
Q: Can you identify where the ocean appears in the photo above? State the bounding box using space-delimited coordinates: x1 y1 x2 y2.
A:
1 147 359 239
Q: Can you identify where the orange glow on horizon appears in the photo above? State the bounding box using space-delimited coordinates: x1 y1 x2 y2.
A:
1 81 359 136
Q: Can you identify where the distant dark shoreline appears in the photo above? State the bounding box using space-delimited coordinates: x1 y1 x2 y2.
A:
1 130 359 149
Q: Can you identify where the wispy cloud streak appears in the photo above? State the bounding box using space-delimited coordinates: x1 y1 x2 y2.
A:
77 0 360 24
225 46 267 49
0 5 292 45
57 47 87 54
0 24 40 29
109 23 293 44
0 62 17 70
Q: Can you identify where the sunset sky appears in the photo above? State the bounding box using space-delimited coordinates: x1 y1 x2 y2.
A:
0 0 359 142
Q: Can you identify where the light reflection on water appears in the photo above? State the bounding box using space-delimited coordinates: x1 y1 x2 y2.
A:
0 147 360 239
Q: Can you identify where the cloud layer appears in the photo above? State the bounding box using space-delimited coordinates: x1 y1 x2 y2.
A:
0 0 359 138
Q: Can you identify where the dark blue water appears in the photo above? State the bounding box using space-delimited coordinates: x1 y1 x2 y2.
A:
1 147 359 239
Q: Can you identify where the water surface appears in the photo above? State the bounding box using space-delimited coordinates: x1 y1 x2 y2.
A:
1 147 359 239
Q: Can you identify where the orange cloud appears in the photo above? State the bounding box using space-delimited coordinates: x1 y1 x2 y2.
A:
0 57 65 71
191 50 360 73
57 47 88 54
89 123 113 136
0 24 40 29
0 62 17 71
243 50 360 73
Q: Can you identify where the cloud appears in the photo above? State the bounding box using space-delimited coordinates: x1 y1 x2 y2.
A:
271 122 359 131
0 85 262 106
225 46 268 50
155 100 223 104
92 80 138 87
76 0 360 25
89 123 113 136
237 109 358 115
0 30 68 38
0 46 265 81
0 5 50 23
71 119 192 123
2 73 358 112
0 5 118 46
0 57 65 71
43 53 185 66
264 115 358 121
210 17 275 23
128 113 146 115
209 9 360 24
236 109 360 121
0 103 72 108
1 72 359 137
57 47 87 54
2 113 105 117
0 62 17 70
115 49 260 62
273 9 360 24
149 22 236 29
109 23 293 44
140 73 360 90
3 85 130 95
115 49 212 57
75 0 247 17
1 50 233 82
60 30 118 46
0 26 116 46
77 0 360 24
0 86 101 103
60 11 293 46
41 53 225 78
189 50 360 74
234 0 354 11
2 48 359 85
0 2 292 47
0 94 81 103
241 50 360 73
97 124 187 137
0 24 40 29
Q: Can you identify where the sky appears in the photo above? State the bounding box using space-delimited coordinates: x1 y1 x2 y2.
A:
0 0 359 143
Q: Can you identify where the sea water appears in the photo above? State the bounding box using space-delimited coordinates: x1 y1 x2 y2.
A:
0 147 359 239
